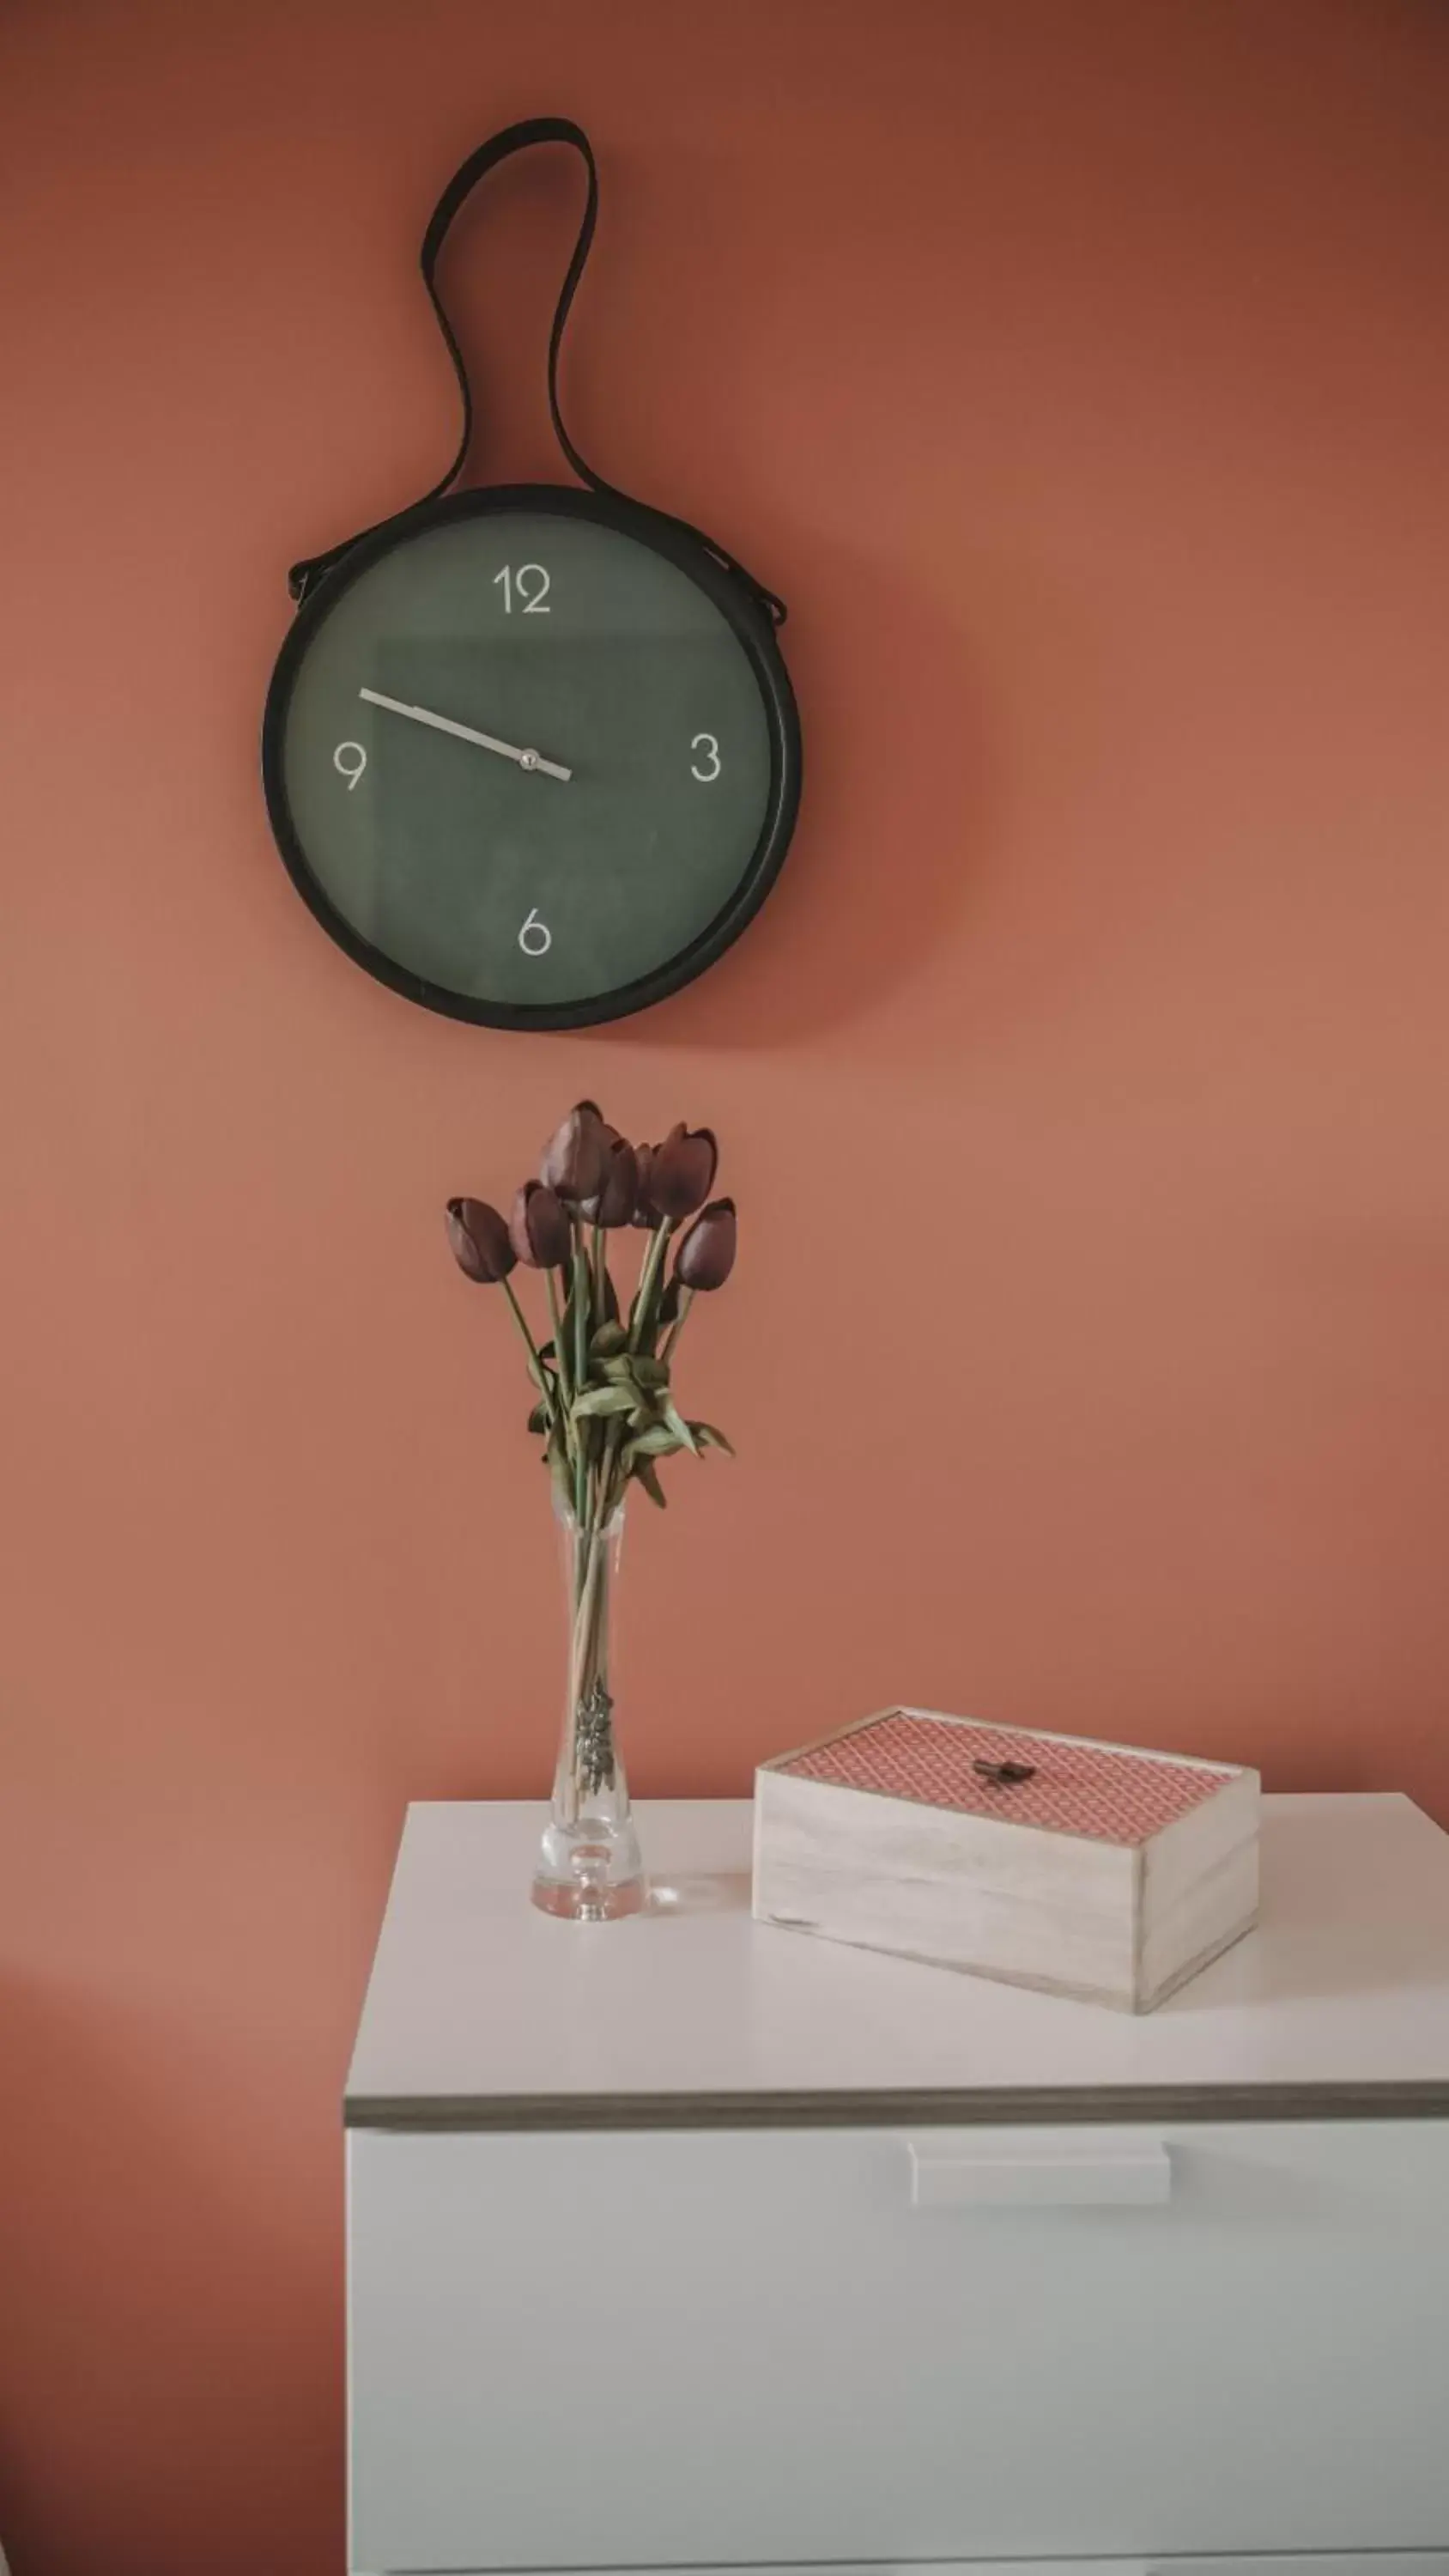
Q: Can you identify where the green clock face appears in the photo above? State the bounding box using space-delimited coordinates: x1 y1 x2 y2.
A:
262 487 800 1028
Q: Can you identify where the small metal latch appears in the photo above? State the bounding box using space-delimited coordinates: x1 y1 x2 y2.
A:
972 1758 1037 1787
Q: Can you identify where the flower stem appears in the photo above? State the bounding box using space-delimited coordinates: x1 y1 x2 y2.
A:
573 1230 591 1385
564 1510 616 1804
659 1286 694 1367
501 1278 552 1418
572 1228 591 1526
583 1221 675 1529
546 1268 570 1405
628 1220 674 1353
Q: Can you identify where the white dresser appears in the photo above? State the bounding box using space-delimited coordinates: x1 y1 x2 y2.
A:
345 1794 1449 2576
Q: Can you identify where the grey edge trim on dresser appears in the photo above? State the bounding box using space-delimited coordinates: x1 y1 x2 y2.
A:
344 2075 1449 2129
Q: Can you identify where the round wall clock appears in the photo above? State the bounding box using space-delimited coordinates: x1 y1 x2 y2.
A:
261 120 801 1030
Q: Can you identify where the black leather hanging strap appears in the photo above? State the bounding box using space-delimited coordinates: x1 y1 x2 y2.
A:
288 116 786 625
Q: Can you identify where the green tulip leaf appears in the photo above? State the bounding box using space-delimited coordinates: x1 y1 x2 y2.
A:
624 1423 688 1460
631 1357 670 1388
661 1400 699 1455
527 1400 549 1436
572 1383 638 1419
591 1321 628 1358
690 1422 736 1456
631 1456 669 1509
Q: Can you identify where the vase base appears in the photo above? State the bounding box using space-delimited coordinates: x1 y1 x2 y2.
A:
531 1817 647 1923
530 1868 648 1923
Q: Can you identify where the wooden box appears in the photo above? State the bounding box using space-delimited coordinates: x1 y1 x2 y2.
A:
753 1708 1260 2011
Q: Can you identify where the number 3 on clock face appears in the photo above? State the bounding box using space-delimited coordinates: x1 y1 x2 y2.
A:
261 485 801 1030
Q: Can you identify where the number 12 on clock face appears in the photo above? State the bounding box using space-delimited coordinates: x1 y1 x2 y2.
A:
493 562 551 615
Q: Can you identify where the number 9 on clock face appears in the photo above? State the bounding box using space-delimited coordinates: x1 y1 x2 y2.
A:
261 487 801 1030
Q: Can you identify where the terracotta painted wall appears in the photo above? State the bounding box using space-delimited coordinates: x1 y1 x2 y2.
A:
3 1 1448 2567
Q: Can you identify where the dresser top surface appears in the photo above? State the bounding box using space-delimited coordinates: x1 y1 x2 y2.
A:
345 1793 1449 2129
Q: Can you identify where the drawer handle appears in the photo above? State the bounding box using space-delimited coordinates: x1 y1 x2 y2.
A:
909 2140 1173 2208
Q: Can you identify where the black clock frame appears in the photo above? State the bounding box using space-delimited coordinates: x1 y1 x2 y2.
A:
261 481 801 1031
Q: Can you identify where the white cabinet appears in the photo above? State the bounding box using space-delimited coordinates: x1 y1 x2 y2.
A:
345 1797 1449 2576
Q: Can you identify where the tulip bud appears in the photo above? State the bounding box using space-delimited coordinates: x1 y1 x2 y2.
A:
673 1196 737 1291
647 1122 718 1221
580 1135 640 1228
510 1180 573 1270
541 1101 609 1204
446 1197 517 1284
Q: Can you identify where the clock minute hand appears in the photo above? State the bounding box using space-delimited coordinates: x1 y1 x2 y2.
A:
357 687 572 783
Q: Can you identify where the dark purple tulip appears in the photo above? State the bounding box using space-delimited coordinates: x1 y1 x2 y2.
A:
673 1197 737 1291
510 1180 573 1269
580 1135 640 1228
446 1197 517 1284
648 1122 718 1222
541 1100 609 1204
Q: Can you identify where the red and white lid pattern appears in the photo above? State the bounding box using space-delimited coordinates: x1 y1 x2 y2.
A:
777 1711 1237 1846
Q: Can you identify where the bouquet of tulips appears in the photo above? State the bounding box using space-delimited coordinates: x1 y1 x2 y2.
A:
445 1098 737 1513
445 1102 736 1843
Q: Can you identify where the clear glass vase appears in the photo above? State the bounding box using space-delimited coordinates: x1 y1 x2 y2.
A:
530 1499 646 1920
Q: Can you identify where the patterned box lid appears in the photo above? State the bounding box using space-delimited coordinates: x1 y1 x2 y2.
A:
772 1709 1241 1848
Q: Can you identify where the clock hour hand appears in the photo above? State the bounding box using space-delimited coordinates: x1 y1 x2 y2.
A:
357 687 572 783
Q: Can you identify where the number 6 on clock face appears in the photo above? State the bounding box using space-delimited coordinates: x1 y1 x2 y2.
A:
263 486 801 1030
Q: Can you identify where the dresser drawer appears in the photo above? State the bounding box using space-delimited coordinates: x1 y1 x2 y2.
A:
348 2121 1449 2573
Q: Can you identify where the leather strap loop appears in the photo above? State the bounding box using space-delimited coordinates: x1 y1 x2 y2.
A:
288 118 786 626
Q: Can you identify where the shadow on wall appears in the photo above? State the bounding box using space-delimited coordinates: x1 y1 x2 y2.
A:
0 1978 341 2576
593 526 1002 1052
